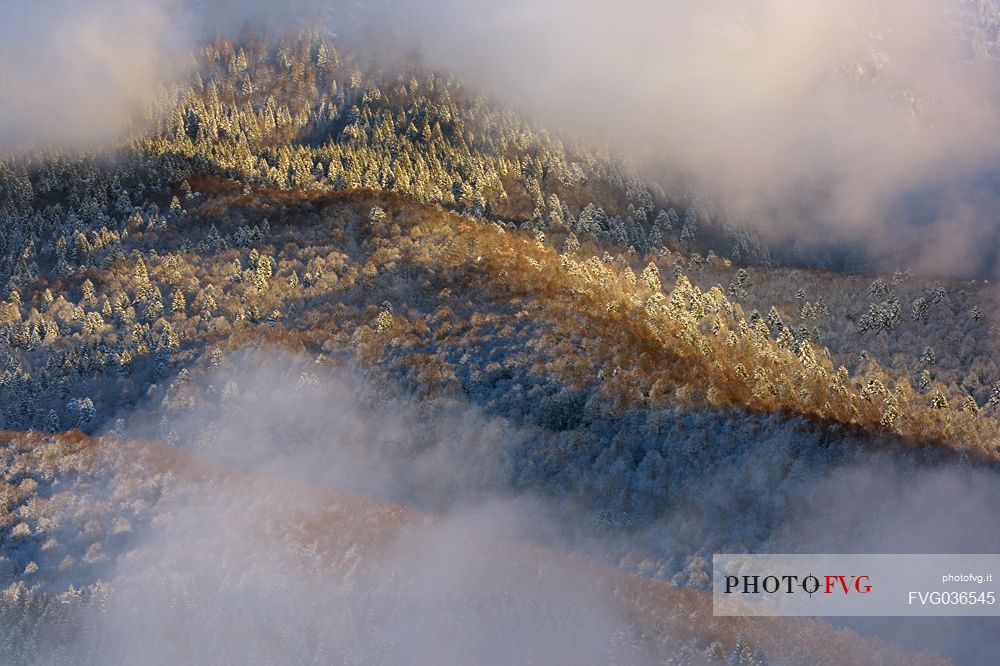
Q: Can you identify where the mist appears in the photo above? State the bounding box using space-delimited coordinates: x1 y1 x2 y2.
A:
3 0 999 273
29 351 994 663
0 0 190 150
381 0 1000 275
3 1 1000 660
2 347 996 662
15 350 666 665
0 0 334 150
45 480 651 665
765 461 1000 665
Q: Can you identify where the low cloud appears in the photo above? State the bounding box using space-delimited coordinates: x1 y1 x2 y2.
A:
385 0 1000 275
0 0 190 149
3 0 999 273
24 351 661 664
3 349 994 663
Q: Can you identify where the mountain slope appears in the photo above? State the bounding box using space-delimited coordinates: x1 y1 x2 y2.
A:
1 29 999 666
0 430 951 666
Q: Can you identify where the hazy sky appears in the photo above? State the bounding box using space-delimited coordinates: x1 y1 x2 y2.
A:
0 0 189 148
388 0 1000 275
3 0 999 274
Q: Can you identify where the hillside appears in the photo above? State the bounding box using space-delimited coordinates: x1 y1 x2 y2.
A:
1 27 999 666
4 178 998 458
0 430 951 665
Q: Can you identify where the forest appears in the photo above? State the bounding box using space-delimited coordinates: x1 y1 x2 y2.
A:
1 8 1000 666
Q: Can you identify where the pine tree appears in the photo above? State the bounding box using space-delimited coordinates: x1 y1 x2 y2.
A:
766 306 784 334
680 214 696 250
918 370 932 392
254 255 272 289
987 381 1000 410
868 278 892 301
728 269 750 300
640 261 661 293
69 398 96 430
961 395 981 417
133 258 150 299
171 288 186 314
920 347 936 366
43 410 60 433
561 233 580 254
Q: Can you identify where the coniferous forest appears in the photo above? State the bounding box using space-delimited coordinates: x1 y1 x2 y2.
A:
2 2 1000 664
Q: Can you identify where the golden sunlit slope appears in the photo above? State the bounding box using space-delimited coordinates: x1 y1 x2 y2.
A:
142 180 1000 457
3 179 995 557
1 26 998 666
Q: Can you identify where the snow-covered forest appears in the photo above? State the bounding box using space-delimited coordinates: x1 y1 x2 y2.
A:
2 4 1000 665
